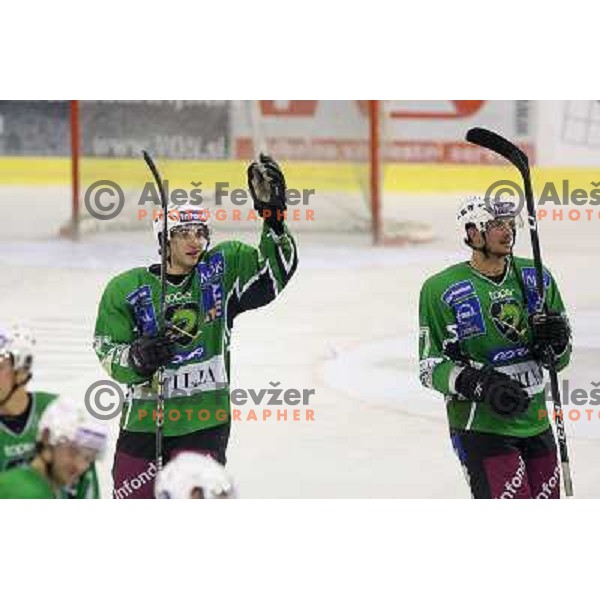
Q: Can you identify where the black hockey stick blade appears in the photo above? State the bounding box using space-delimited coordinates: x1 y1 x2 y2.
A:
466 127 529 173
142 150 168 210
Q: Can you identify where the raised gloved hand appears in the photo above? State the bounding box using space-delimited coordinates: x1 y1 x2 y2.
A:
247 153 287 234
529 310 570 364
455 365 530 419
128 333 175 378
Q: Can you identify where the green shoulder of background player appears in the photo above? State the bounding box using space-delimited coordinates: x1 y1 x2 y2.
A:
0 326 101 498
0 395 108 499
419 196 572 438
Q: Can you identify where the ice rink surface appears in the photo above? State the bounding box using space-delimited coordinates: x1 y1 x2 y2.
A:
1 188 599 497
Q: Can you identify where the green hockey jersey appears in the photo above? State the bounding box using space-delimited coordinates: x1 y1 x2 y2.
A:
419 256 571 437
94 222 298 436
0 391 100 499
0 465 56 499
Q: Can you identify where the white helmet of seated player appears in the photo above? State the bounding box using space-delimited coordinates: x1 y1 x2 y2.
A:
0 324 35 403
152 202 211 250
0 324 35 373
37 396 108 488
457 195 523 246
38 396 108 458
155 452 236 499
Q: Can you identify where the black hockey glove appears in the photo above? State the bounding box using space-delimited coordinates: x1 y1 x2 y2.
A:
455 365 530 419
529 310 570 364
247 153 287 235
128 333 175 378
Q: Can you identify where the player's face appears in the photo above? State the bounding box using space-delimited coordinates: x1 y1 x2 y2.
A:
0 355 16 401
169 226 208 273
51 443 97 487
485 218 515 256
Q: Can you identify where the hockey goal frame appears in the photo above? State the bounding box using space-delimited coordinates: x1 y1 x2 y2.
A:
65 100 409 245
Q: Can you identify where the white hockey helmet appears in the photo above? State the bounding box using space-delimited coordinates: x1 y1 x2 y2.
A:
155 452 236 499
0 324 35 372
38 396 108 457
457 195 522 236
152 202 210 244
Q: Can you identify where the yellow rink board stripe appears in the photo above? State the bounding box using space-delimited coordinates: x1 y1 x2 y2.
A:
0 157 598 195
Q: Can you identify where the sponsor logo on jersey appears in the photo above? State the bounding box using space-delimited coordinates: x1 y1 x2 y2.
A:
520 267 551 313
165 290 193 304
171 345 206 365
453 297 486 339
163 355 228 396
489 345 531 364
489 289 514 301
496 360 545 395
197 252 225 286
202 282 223 323
442 280 475 306
4 441 35 458
126 285 159 336
490 298 528 343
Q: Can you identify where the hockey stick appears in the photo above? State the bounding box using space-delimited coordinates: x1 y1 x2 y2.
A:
465 127 573 497
142 150 168 474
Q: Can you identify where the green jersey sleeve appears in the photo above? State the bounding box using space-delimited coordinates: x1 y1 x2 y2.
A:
217 222 298 324
0 466 56 499
94 270 150 385
419 276 465 396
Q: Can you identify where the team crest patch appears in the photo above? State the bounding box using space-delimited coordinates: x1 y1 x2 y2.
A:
490 298 528 343
166 303 201 346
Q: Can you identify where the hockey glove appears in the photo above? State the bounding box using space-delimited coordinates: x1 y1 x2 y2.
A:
455 365 530 419
529 310 570 364
247 153 287 235
128 333 175 378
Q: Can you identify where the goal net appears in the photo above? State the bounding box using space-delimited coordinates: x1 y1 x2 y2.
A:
65 100 434 244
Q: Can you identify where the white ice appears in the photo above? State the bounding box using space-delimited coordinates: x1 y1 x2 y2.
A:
1 188 599 497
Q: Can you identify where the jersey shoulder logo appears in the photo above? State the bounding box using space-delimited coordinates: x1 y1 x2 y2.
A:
442 280 475 306
442 280 486 340
126 285 159 336
520 267 551 313
197 252 225 287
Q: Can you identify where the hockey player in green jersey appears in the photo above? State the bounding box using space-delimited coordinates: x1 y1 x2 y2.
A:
0 325 101 498
94 154 298 498
0 394 107 499
419 196 571 499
